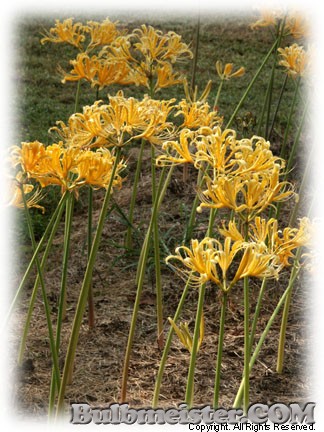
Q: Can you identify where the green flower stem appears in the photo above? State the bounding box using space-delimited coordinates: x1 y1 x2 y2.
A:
20 184 60 390
74 80 81 113
243 274 250 415
49 191 74 415
243 219 250 415
4 192 67 328
152 276 191 408
213 79 224 111
213 290 228 408
207 208 218 238
87 186 95 328
226 37 279 129
277 242 303 374
249 278 267 354
184 167 204 243
190 14 200 91
285 98 309 176
125 139 146 249
18 193 67 365
120 165 174 403
153 207 164 349
185 283 206 408
56 148 121 416
275 96 309 221
264 19 286 139
288 146 313 227
233 258 301 408
279 76 301 160
150 145 164 348
268 74 288 139
60 193 75 322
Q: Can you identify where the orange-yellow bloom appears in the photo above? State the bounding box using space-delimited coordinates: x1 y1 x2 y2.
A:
216 61 245 80
220 217 311 267
11 141 46 174
85 18 121 49
7 172 45 213
168 315 204 353
40 18 86 49
166 237 279 291
278 44 309 78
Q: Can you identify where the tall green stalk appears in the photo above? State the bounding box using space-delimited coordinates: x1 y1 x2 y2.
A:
48 191 74 415
125 139 146 249
152 276 191 407
233 257 301 408
190 14 200 92
226 38 279 129
18 193 68 365
249 278 267 354
20 184 60 390
87 186 95 328
243 218 250 415
268 74 288 139
4 192 68 329
56 148 121 416
120 165 174 403
213 290 227 408
279 76 301 160
213 79 224 111
275 95 308 221
185 283 206 408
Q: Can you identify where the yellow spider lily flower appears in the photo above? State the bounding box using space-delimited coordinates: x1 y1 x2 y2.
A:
197 167 294 220
193 126 238 173
220 217 311 267
32 143 81 190
8 172 45 213
216 61 245 80
278 44 309 78
250 10 284 30
85 18 121 49
166 237 279 291
156 129 196 166
51 101 110 148
133 25 192 64
51 93 175 149
40 18 86 49
61 53 98 84
232 242 278 283
175 100 222 130
10 141 46 175
285 14 309 40
75 148 126 190
166 238 221 288
183 78 213 104
168 314 204 353
154 62 184 91
232 136 284 176
61 53 137 90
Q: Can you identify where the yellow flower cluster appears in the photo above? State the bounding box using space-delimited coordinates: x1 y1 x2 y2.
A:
219 217 311 267
41 18 122 50
215 61 245 81
157 126 293 220
166 236 280 291
7 172 45 213
11 141 126 194
51 92 176 148
278 44 309 78
168 315 204 353
42 18 192 94
251 10 309 40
